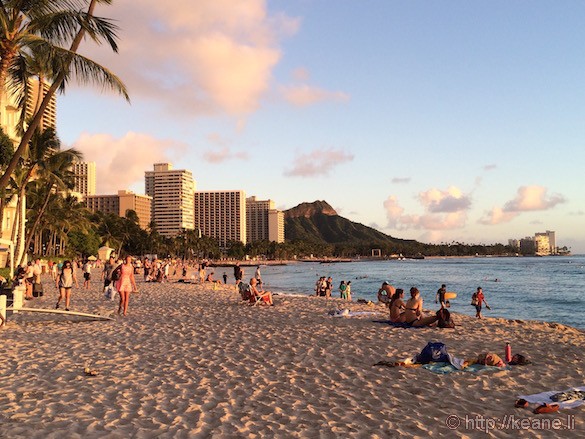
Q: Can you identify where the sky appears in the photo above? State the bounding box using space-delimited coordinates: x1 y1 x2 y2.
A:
57 1 585 253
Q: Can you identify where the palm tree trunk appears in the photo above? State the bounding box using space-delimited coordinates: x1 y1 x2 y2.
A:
19 187 53 265
0 0 100 190
14 189 27 265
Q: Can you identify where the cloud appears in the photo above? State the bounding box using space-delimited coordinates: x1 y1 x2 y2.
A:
418 187 472 213
280 84 349 106
483 164 497 171
569 210 585 216
86 1 300 116
284 148 354 177
477 207 518 225
72 132 186 194
502 186 566 212
391 177 411 184
291 67 310 82
478 185 566 225
202 147 249 163
384 187 470 231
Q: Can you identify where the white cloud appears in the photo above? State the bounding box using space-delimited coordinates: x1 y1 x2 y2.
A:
503 185 565 212
418 187 472 213
284 148 354 177
280 84 349 107
202 147 249 163
72 132 186 194
478 185 566 225
384 187 470 231
86 0 300 116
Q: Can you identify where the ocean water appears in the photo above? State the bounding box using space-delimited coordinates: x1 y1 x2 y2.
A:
238 256 585 329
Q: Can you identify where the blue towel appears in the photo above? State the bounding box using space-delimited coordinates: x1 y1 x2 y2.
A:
422 362 510 374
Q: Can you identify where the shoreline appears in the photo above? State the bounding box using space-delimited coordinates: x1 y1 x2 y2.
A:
1 275 583 437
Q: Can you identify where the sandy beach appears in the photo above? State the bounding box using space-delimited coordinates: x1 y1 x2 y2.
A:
1 274 583 438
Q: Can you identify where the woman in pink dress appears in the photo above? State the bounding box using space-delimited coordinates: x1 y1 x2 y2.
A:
116 256 137 316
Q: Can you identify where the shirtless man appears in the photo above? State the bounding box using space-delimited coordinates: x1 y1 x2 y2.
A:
377 281 396 305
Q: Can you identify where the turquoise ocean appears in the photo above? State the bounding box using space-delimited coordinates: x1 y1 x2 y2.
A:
233 256 585 329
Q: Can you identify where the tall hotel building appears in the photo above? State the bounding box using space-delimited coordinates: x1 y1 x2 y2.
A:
145 163 195 237
194 190 246 247
1 78 57 143
72 161 96 198
246 196 285 243
86 190 152 230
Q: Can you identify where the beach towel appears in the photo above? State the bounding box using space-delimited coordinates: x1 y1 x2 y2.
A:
422 362 510 374
518 386 585 409
371 320 423 329
328 309 380 317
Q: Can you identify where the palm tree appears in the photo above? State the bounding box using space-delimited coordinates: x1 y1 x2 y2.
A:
19 133 82 264
0 0 129 191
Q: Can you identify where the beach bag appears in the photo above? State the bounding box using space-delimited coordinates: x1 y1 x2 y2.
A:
111 266 122 282
436 308 455 328
104 285 115 300
415 342 450 364
470 292 479 306
32 282 44 297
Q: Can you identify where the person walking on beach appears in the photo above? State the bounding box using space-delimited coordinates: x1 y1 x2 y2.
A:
82 259 92 289
102 256 117 288
56 260 78 311
222 271 228 284
234 263 243 288
116 256 137 316
339 280 347 299
473 287 491 319
255 266 262 289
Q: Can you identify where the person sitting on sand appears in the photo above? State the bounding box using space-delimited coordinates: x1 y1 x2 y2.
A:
403 287 438 327
250 278 273 306
377 281 396 306
388 289 406 323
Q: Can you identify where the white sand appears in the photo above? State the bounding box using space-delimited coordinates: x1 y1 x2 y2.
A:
0 274 583 438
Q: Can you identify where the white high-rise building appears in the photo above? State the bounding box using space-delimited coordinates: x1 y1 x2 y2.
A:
195 190 246 247
145 163 195 237
1 78 57 144
72 161 96 198
246 196 284 243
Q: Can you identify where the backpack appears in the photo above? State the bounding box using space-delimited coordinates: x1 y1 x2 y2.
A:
436 308 455 328
415 342 450 364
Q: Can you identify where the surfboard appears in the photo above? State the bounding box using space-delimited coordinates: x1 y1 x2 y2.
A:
445 292 457 300
6 307 113 320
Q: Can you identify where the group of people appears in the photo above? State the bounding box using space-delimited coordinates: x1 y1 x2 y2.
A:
313 277 353 301
380 281 492 327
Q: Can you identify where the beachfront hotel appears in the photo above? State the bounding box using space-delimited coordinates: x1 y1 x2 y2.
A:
194 190 247 247
71 161 97 198
85 190 152 230
246 196 285 244
0 79 57 268
145 163 196 237
1 78 57 144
